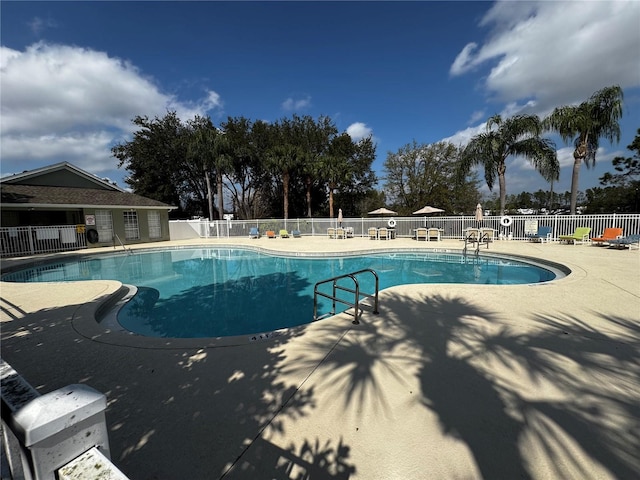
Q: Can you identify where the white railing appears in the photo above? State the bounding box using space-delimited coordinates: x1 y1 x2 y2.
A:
1 225 87 258
2 215 638 258
170 214 640 242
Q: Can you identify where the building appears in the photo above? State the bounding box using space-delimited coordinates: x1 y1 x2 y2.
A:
1 162 175 256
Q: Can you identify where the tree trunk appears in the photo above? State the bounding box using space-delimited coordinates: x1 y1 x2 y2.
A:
205 170 214 221
216 170 224 220
283 171 290 220
570 140 588 215
570 156 582 215
305 176 312 218
498 163 507 216
328 183 335 218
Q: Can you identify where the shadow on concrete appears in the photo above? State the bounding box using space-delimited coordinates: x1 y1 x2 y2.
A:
223 436 355 479
286 291 640 479
0 293 357 479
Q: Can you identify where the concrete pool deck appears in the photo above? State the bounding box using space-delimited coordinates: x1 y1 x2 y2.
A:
1 237 639 479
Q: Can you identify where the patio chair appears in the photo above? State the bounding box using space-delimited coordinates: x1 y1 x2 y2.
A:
327 227 336 239
266 230 276 239
378 227 390 240
529 226 552 243
427 228 441 241
368 227 378 240
415 228 427 241
249 227 260 239
608 234 640 250
559 227 591 245
335 227 346 239
590 227 623 246
279 229 290 238
292 230 301 238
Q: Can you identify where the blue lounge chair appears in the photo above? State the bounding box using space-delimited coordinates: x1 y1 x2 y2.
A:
292 230 301 238
608 234 640 250
529 226 552 243
249 227 260 239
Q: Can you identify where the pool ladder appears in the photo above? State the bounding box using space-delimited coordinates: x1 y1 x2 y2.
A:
114 234 133 255
463 232 490 256
313 269 380 324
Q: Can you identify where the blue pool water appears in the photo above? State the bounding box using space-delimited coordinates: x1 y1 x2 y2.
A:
3 248 558 338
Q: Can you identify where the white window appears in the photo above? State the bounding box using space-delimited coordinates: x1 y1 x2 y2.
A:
95 210 113 243
123 211 140 240
148 211 162 239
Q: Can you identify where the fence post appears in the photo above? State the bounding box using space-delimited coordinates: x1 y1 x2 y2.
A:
1 359 114 480
28 226 35 255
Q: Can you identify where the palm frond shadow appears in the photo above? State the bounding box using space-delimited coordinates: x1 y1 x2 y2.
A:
288 291 640 479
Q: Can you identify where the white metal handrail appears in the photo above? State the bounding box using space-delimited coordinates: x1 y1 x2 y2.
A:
313 269 380 324
114 234 133 255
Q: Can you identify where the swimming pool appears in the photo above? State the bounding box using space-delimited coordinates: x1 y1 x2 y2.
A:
2 247 561 338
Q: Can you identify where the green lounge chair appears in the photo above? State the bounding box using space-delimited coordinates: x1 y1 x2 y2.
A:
279 229 290 238
559 227 591 245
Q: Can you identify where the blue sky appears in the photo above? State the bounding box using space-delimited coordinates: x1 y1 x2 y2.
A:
2 1 639 201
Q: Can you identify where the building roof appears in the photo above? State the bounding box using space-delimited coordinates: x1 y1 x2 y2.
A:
1 184 175 210
0 162 175 210
1 162 125 191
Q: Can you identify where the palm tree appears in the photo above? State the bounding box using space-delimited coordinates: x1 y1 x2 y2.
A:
267 143 304 219
210 129 231 221
320 133 355 218
459 114 558 216
544 85 624 214
299 115 337 218
189 117 230 220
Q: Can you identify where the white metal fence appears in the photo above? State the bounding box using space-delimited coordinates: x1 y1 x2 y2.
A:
170 214 640 242
2 215 638 258
1 225 88 258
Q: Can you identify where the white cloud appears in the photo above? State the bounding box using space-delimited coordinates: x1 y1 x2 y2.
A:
442 123 486 148
27 16 58 36
281 96 311 111
445 0 639 194
468 110 486 125
169 89 224 124
450 0 640 112
346 122 373 142
0 42 223 182
450 42 479 76
1 131 115 177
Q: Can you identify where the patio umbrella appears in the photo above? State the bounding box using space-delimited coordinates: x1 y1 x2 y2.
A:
368 207 397 215
475 203 483 224
412 205 444 215
337 208 343 227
